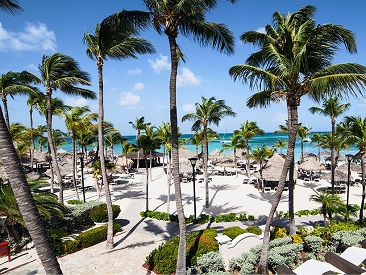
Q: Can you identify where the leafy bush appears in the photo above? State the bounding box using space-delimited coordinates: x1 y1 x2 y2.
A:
89 204 121 223
291 234 303 244
75 223 122 249
146 229 218 274
196 251 225 273
311 221 360 242
67 199 83 205
328 230 364 253
269 236 292 249
215 213 237 223
304 235 323 255
48 229 68 256
268 243 303 271
245 226 262 235
222 226 246 240
270 226 288 240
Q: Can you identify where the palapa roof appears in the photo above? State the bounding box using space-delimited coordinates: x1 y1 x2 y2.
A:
298 159 324 171
125 149 163 159
255 153 297 181
322 169 353 182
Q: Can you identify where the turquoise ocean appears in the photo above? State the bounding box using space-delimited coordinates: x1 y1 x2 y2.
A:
59 132 359 162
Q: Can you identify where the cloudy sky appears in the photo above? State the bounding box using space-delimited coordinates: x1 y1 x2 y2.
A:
1 0 366 135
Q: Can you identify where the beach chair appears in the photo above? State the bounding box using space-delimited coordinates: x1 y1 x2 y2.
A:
325 251 366 274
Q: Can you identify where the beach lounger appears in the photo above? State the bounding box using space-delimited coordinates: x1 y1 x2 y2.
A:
325 251 366 274
293 258 343 275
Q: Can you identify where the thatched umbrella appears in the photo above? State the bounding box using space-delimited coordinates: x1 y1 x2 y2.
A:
337 162 361 173
178 148 196 160
116 156 134 169
323 169 353 182
254 153 296 181
320 150 331 157
298 159 324 172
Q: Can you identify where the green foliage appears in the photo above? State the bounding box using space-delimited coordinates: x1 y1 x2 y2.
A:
291 234 303 244
47 229 68 256
310 221 360 242
269 236 292 249
328 230 364 253
268 243 303 272
304 236 323 255
67 199 83 205
76 223 121 248
196 251 225 273
215 212 237 223
146 229 218 274
89 204 121 223
297 226 312 239
270 226 288 240
222 226 246 240
245 226 262 235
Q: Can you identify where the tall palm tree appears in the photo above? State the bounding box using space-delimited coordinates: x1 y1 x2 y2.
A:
234 120 264 178
129 117 151 170
273 138 287 155
311 133 324 161
251 144 275 190
0 0 22 14
182 96 236 208
310 191 343 226
221 133 244 177
0 71 36 128
64 106 97 200
229 6 366 274
30 53 95 204
297 124 312 162
309 97 351 193
104 128 126 158
344 116 366 220
84 21 154 250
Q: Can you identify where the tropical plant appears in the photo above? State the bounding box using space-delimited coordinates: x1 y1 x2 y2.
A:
310 192 343 226
221 133 244 177
250 144 274 190
182 96 236 208
297 125 312 162
311 133 324 161
104 128 126 158
309 97 351 193
343 116 366 220
228 6 366 274
273 139 287 155
84 21 154 249
129 117 151 170
234 120 264 178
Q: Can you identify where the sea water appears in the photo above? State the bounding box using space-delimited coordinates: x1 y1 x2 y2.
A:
58 132 359 162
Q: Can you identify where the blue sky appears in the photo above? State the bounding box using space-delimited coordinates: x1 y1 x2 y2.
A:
1 0 366 136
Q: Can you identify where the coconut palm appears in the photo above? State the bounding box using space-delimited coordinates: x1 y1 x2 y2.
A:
129 117 151 170
310 191 343 226
29 53 95 204
182 96 236 208
343 116 366 220
84 21 154 250
297 125 312 162
311 133 324 161
0 0 22 14
309 97 351 193
221 133 244 177
104 129 126 158
273 139 287 155
234 120 264 178
229 6 366 274
64 106 97 200
251 144 275 189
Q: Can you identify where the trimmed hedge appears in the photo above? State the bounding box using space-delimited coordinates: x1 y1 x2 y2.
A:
90 204 121 223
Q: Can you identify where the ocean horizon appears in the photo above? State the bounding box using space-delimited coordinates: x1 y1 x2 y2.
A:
58 131 359 162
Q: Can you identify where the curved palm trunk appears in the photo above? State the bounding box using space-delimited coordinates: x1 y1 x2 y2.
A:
322 205 328 226
203 125 209 208
167 151 172 213
234 148 238 177
145 157 149 211
1 93 10 128
136 132 140 171
330 117 336 194
288 107 296 235
149 151 152 180
46 90 64 203
359 151 365 220
258 104 298 275
0 106 62 274
29 106 35 172
168 34 186 274
300 140 304 162
246 140 250 179
71 135 80 200
97 60 114 249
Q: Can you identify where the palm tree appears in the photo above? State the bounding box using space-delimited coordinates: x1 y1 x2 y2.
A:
104 128 126 158
251 144 275 190
273 139 287 155
29 53 95 204
229 6 366 274
221 133 244 177
64 106 97 200
310 191 343 226
311 133 324 161
0 71 36 128
343 116 366 220
234 120 264 178
182 96 236 208
0 0 22 14
297 125 312 162
309 97 351 193
84 21 154 250
129 117 151 170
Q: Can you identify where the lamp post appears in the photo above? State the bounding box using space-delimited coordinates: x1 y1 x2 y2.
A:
189 157 198 224
77 151 86 203
346 154 353 208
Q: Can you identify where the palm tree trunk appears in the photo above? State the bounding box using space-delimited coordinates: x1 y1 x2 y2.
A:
203 125 209 208
168 34 186 274
145 158 149 211
29 107 35 172
45 90 64 203
1 93 10 128
71 135 80 200
331 117 336 194
234 148 238 177
257 104 298 275
167 151 172 213
287 106 296 235
359 152 365 220
97 60 114 249
246 140 250 178
0 105 62 274
149 151 152 180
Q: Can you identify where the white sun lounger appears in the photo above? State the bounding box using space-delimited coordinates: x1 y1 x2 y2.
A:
293 259 343 275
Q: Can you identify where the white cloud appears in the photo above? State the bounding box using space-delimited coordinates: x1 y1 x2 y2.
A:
0 22 56 52
118 92 141 106
148 54 170 74
274 112 287 124
182 103 196 112
26 63 38 71
133 82 145 92
177 67 202 87
64 97 89 107
127 68 141 75
357 99 366 107
256 27 266 34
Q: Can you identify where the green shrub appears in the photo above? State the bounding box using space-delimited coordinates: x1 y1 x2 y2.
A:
215 213 237 223
63 239 81 254
196 251 225 273
48 229 68 256
76 223 122 248
237 213 248 221
222 226 246 240
245 226 262 235
270 226 288 240
268 243 303 272
269 236 292 249
291 234 303 244
89 204 121 223
187 229 218 265
67 199 83 205
304 235 323 255
198 214 213 224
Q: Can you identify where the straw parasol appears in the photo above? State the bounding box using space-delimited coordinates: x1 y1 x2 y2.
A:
337 162 361 173
322 169 353 182
178 148 196 160
254 153 297 181
298 159 324 171
116 156 134 169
